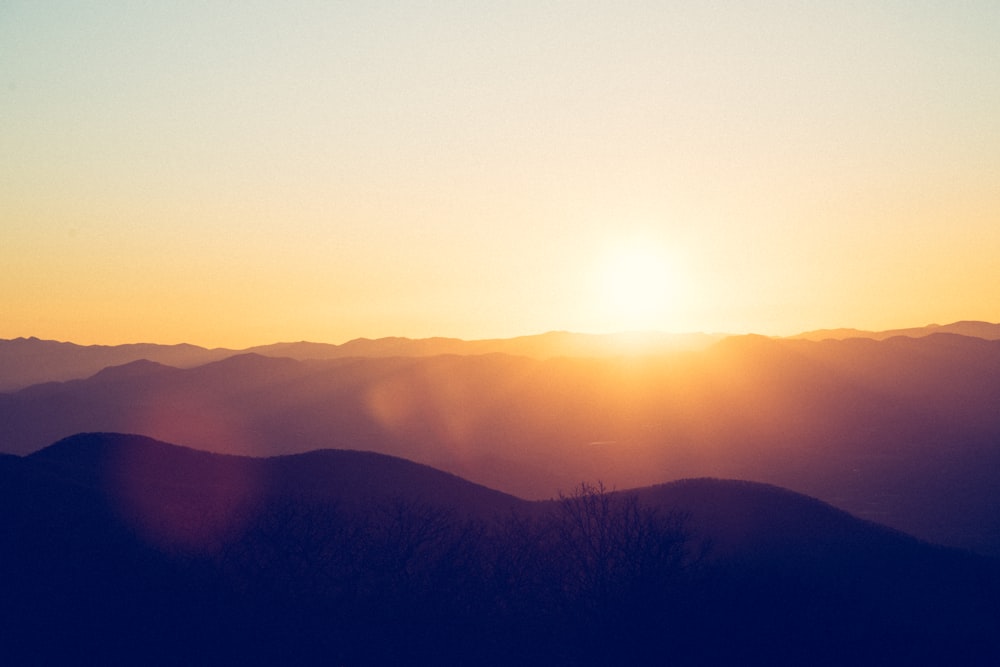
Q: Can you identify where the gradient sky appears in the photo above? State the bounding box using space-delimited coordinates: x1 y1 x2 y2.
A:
3 1 999 347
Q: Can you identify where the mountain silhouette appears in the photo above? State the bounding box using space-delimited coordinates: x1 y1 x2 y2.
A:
3 432 1000 665
0 336 237 392
29 432 524 527
0 331 723 393
3 334 1000 556
4 322 997 392
791 319 1000 341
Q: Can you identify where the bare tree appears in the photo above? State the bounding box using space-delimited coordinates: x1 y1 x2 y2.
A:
555 482 690 603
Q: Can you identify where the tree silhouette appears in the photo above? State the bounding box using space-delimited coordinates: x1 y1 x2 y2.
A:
548 482 696 662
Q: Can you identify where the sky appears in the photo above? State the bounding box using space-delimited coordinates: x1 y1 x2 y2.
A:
3 1 999 348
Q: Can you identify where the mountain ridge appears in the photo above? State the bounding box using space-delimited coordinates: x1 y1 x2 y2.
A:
5 320 998 392
11 431 987 561
4 334 1000 556
29 432 526 519
0 330 722 392
5 431 1000 665
791 319 1000 341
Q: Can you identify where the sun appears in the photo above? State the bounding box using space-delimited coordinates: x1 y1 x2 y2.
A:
595 240 679 332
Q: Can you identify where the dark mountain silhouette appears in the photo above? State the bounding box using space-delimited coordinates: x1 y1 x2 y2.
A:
3 433 1000 665
3 334 1000 556
28 432 524 531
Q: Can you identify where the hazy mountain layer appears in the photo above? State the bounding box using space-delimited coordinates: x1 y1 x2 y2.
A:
790 320 1000 341
0 331 721 392
4 320 997 391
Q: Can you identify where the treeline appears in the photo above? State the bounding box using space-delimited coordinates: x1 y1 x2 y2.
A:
4 483 702 665
5 479 1000 665
208 483 698 665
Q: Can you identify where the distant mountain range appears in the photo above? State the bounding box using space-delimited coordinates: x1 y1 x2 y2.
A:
790 320 1000 341
4 320 997 392
4 432 999 665
3 331 1000 558
0 330 722 393
6 327 1000 661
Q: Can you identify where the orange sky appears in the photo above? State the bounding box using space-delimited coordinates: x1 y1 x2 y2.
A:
3 3 999 348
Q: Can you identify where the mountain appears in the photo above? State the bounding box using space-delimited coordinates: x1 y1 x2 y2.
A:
0 337 237 392
791 319 1000 341
3 433 999 665
28 432 525 532
3 333 1000 556
4 321 996 392
630 478 1000 665
0 331 722 393
247 330 724 361
16 433 942 553
1 433 534 663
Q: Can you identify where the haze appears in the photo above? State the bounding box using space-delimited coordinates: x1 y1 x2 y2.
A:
3 2 999 348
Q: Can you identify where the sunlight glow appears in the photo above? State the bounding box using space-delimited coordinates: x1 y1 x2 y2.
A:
596 240 680 332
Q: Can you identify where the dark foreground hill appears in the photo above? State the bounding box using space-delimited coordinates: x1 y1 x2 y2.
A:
3 433 999 666
3 333 1000 557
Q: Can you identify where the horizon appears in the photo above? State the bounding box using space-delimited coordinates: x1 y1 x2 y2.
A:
3 317 996 350
4 3 999 349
